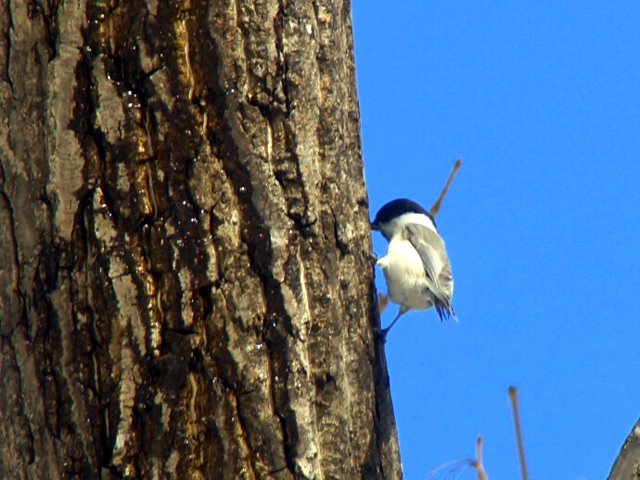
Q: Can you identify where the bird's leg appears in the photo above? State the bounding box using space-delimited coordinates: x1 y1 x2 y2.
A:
378 292 389 313
369 251 380 266
381 306 409 338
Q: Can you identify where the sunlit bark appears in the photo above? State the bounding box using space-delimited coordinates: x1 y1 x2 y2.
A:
0 1 401 478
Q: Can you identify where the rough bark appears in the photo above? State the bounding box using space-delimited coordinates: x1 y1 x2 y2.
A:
609 419 640 480
0 1 401 479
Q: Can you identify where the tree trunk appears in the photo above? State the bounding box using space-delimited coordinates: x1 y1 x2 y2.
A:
0 1 401 479
609 418 640 480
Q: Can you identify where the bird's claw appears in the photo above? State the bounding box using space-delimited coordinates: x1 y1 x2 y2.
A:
372 326 389 343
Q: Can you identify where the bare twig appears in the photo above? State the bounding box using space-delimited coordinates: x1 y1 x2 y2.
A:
429 159 462 217
508 386 528 480
426 459 468 479
471 435 489 480
428 436 489 480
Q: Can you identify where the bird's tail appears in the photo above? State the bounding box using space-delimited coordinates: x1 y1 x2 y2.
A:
434 297 457 322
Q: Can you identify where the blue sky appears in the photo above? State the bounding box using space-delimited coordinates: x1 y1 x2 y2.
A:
352 2 640 479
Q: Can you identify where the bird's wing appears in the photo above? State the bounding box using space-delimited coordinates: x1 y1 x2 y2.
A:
403 223 447 285
404 223 455 319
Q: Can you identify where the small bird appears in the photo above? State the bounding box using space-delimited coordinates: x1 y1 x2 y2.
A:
372 198 455 335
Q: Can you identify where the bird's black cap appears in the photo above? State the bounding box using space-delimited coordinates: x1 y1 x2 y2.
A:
371 198 435 228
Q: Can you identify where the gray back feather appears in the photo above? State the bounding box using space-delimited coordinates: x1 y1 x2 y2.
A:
404 223 455 317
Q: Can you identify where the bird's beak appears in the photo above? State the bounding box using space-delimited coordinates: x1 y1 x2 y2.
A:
370 221 379 231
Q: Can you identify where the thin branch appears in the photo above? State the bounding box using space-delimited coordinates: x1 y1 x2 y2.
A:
472 435 489 480
429 159 462 217
508 386 528 480
608 417 640 479
428 436 489 480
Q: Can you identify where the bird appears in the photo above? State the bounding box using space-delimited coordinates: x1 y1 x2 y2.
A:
371 198 455 335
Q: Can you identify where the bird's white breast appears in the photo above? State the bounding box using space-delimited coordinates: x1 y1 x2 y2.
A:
377 237 434 310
